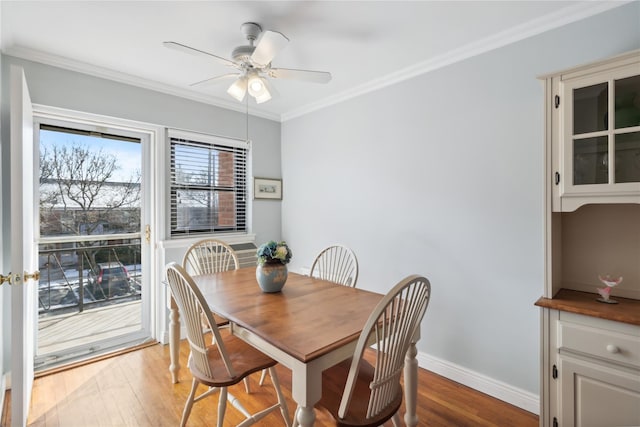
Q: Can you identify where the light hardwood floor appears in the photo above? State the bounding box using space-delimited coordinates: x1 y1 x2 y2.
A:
3 340 538 426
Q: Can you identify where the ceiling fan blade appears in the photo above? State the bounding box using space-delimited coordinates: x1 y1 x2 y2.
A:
163 41 237 68
190 73 240 87
269 68 332 84
251 30 289 66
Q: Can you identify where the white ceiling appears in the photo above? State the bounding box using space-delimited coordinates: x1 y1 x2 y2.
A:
1 1 629 121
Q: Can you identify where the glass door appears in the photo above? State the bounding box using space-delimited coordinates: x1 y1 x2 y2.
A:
34 120 152 370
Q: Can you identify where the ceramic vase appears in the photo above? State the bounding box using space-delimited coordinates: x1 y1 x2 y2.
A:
256 261 288 293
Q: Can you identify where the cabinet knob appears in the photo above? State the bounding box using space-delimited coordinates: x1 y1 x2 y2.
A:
606 344 620 354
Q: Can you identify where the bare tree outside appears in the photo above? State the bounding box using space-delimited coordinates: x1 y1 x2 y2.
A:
40 142 141 238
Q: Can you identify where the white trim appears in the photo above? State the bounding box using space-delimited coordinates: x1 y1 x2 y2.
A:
4 46 280 122
417 351 540 415
282 0 631 121
33 104 164 137
167 128 249 150
33 104 165 347
158 233 256 250
3 1 628 124
0 373 6 418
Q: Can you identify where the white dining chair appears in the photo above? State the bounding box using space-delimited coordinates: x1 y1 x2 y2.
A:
183 238 239 277
182 238 261 390
309 244 359 287
183 238 239 330
292 274 431 427
259 244 359 387
165 262 291 427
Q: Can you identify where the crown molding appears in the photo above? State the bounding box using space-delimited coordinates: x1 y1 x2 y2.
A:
2 1 631 124
281 0 632 121
2 45 281 122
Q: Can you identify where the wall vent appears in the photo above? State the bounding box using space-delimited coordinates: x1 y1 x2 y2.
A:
230 242 258 269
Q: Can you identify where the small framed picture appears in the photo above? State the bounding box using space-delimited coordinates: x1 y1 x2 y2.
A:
254 177 282 200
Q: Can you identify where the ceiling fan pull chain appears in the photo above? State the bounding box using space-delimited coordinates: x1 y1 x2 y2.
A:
246 94 249 143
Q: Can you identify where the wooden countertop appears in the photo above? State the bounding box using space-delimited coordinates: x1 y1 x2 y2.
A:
535 289 640 326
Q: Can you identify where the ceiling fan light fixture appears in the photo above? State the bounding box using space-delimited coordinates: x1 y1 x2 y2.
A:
254 87 272 104
249 78 263 93
254 78 277 104
227 76 248 102
246 72 272 103
247 73 266 96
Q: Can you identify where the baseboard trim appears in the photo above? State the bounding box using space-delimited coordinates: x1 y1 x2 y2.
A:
0 374 6 423
417 352 539 415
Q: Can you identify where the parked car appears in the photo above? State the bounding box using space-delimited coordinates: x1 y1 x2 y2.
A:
88 262 132 298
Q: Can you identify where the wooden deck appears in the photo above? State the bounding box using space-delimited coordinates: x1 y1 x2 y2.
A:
37 301 143 365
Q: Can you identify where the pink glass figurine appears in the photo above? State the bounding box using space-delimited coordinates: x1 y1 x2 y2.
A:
597 275 623 304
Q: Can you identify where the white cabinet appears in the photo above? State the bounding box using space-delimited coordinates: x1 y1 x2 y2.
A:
555 312 640 427
559 358 640 427
537 294 640 427
542 50 640 212
538 50 640 427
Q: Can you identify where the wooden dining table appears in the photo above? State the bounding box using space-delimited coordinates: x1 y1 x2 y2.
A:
167 267 422 427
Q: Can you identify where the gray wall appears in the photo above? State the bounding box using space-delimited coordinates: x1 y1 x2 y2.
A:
281 2 640 398
0 56 282 373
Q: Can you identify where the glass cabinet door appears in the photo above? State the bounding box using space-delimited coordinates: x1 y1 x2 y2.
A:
572 82 608 185
614 75 640 183
564 63 640 194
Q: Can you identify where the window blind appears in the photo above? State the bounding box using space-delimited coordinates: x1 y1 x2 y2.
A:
168 129 248 236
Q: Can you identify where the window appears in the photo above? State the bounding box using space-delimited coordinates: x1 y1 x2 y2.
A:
168 129 248 236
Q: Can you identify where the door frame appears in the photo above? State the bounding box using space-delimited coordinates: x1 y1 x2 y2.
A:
32 104 164 357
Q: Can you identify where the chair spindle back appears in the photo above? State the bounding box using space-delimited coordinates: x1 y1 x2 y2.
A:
183 239 239 276
310 244 359 287
340 274 431 420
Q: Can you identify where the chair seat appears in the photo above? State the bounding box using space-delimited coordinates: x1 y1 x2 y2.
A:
188 330 277 388
318 358 403 427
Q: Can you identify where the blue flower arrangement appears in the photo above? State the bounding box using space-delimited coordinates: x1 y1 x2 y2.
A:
256 240 293 265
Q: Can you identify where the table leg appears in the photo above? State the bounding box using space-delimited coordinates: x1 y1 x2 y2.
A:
291 362 322 427
404 340 418 427
169 295 180 383
296 406 315 427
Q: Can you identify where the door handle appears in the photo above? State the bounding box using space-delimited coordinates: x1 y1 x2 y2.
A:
0 273 13 286
24 271 40 281
1 270 40 285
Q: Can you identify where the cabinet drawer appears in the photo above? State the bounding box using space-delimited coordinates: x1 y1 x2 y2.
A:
559 321 640 368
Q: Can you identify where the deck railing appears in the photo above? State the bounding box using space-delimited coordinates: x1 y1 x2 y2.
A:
38 234 142 316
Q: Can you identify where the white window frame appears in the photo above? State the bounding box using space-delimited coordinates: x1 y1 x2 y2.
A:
166 128 250 239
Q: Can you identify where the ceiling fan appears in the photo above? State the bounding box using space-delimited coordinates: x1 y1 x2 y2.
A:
164 22 332 104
